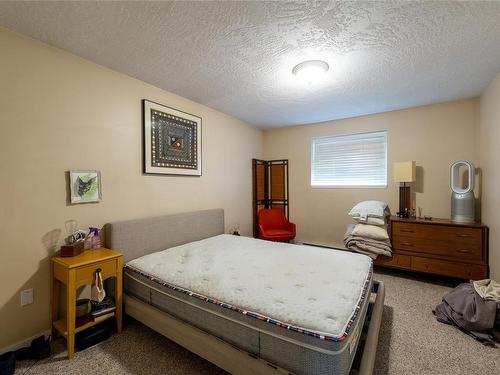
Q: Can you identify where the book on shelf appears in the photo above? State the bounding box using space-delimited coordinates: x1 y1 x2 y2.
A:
91 306 116 319
91 311 115 323
75 314 91 328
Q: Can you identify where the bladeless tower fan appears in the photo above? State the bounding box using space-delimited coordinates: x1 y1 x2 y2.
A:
450 160 475 223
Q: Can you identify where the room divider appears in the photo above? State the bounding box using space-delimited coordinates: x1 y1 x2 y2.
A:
252 159 289 238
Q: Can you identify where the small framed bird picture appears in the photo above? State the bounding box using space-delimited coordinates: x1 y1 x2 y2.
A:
69 170 102 204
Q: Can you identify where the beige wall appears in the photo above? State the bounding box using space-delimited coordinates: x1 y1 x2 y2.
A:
263 99 480 248
0 29 263 349
0 25 497 351
479 73 500 280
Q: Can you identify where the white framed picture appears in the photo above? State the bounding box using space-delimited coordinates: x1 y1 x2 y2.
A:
143 99 202 176
69 170 102 204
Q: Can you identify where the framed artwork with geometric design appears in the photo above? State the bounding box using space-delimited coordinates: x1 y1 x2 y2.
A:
142 99 202 176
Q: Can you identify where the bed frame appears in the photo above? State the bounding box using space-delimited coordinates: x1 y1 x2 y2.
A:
106 209 385 375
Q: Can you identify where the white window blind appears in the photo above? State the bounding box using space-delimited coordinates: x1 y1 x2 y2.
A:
311 131 387 187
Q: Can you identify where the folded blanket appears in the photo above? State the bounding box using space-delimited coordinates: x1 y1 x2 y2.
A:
344 224 392 259
351 223 389 241
349 200 390 226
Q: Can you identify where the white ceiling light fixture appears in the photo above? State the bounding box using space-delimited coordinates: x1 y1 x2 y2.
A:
292 60 330 84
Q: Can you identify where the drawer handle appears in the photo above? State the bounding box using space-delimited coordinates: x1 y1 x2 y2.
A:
401 242 414 247
400 229 415 233
456 249 472 254
456 234 472 238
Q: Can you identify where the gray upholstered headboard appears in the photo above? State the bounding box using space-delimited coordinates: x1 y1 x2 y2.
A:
105 209 224 262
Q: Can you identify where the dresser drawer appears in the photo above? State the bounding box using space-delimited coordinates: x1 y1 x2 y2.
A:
393 235 483 261
76 259 117 286
374 254 411 269
392 222 482 243
411 256 487 280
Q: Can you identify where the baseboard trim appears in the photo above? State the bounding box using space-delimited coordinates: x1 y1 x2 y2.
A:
0 329 51 355
300 242 346 251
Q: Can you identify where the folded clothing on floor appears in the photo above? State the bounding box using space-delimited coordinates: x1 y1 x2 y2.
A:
343 224 392 259
473 279 500 302
434 282 500 346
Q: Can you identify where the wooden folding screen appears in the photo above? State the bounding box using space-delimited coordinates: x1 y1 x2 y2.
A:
252 159 289 238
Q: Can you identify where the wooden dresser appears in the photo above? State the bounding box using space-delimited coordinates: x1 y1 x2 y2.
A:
375 216 488 279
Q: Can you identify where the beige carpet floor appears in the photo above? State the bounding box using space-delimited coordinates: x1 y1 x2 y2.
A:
13 269 500 375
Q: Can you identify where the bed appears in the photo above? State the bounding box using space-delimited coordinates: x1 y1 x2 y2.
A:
105 209 385 375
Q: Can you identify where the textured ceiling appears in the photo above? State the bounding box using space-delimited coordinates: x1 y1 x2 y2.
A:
1 1 500 128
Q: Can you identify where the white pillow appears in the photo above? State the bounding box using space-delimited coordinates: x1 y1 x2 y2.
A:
351 224 389 241
352 216 387 226
349 200 388 219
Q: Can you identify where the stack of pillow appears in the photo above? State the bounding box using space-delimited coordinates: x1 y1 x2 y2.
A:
343 200 392 259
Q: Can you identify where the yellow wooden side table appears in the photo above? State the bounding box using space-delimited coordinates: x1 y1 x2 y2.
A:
51 248 123 359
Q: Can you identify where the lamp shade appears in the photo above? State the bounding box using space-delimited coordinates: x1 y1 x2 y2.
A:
394 161 416 183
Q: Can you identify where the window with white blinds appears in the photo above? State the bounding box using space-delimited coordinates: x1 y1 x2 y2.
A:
311 131 387 187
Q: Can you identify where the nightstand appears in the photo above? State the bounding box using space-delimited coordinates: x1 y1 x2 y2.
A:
51 248 123 359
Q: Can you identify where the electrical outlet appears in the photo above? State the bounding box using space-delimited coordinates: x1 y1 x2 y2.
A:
20 288 34 306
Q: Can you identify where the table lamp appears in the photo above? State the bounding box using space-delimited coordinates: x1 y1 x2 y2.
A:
394 161 416 218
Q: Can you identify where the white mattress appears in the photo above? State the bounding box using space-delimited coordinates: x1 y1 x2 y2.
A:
126 234 372 339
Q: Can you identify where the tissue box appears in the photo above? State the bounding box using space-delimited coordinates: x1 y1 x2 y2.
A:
60 241 84 257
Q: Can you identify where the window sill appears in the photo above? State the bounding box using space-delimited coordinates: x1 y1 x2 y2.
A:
310 184 388 189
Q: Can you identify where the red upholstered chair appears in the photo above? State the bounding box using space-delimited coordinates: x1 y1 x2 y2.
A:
258 208 296 242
